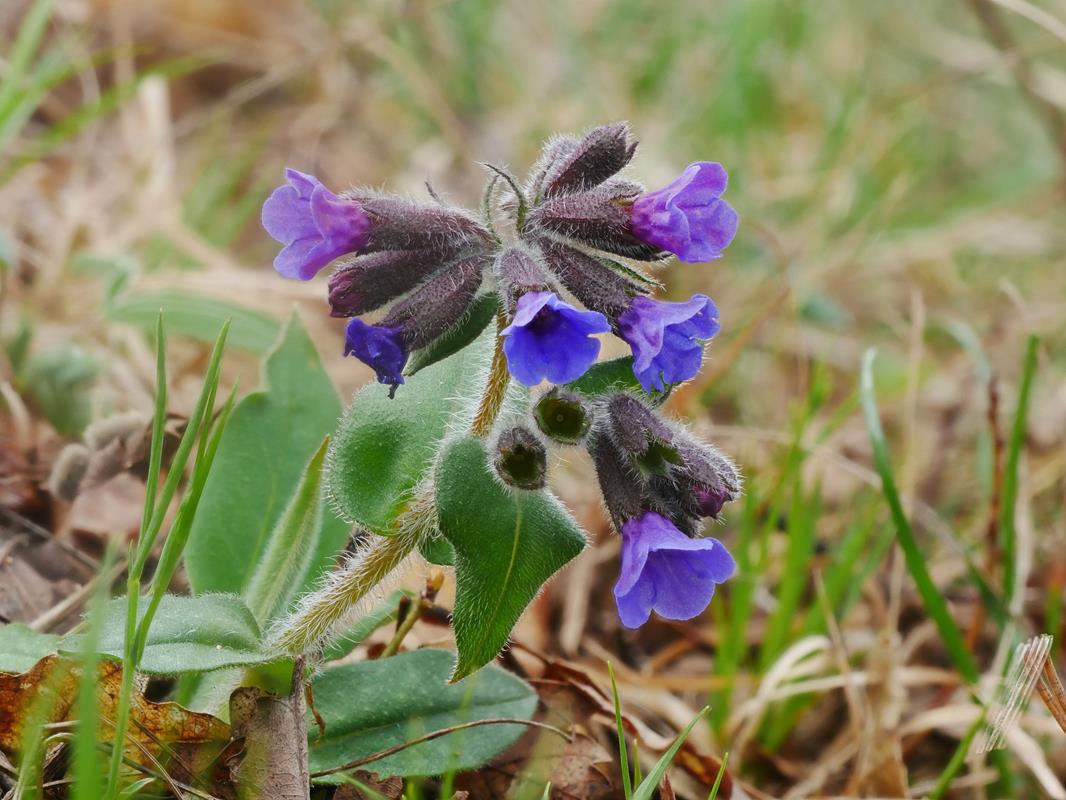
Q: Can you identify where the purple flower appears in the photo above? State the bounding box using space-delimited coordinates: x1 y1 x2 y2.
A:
261 168 370 280
629 162 738 263
614 511 735 628
501 291 610 386
617 294 719 393
344 319 406 397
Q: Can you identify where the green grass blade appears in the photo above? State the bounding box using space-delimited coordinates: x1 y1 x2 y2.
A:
631 707 709 800
608 662 633 800
141 315 167 537
861 348 978 683
131 320 229 578
72 548 116 800
1000 335 1037 603
707 752 729 800
0 0 56 122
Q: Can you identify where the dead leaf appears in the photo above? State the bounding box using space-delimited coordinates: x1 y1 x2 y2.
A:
332 770 403 800
549 734 617 800
0 655 229 765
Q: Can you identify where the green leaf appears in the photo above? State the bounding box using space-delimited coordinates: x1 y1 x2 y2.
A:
632 707 709 800
419 535 455 567
0 624 59 672
244 437 331 624
69 594 275 674
565 356 642 398
185 313 349 597
405 293 498 376
109 290 281 354
861 348 979 683
329 330 492 535
20 344 99 436
309 649 537 780
321 589 417 662
435 436 586 680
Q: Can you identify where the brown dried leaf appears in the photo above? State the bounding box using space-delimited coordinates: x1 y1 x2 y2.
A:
549 734 617 800
0 655 229 763
332 770 404 800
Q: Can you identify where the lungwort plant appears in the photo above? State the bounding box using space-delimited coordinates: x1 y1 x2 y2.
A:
264 122 744 677
0 123 743 797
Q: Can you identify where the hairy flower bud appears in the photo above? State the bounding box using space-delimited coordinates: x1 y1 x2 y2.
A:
536 122 637 199
533 387 591 445
348 193 493 254
495 244 555 312
528 180 667 261
602 393 680 476
533 236 648 319
328 245 480 317
344 253 488 395
493 425 548 490
588 432 643 530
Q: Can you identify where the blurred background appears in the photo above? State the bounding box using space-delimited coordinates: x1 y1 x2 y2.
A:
3 0 1066 796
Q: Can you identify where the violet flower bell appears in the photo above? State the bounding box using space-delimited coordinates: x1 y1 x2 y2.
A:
617 294 720 393
262 169 370 280
501 291 610 386
629 162 738 263
344 320 406 396
614 510 736 628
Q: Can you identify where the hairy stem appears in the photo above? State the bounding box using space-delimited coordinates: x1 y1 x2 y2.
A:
470 310 511 437
270 510 424 656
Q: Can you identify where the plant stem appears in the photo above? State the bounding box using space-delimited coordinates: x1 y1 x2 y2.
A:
270 494 431 656
470 310 511 437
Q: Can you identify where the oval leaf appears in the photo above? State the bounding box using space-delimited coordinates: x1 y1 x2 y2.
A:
67 594 275 674
0 624 59 673
185 313 350 596
328 332 492 534
435 436 586 680
309 648 536 780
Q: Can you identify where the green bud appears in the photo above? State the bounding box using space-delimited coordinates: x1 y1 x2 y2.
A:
493 426 548 490
533 388 591 444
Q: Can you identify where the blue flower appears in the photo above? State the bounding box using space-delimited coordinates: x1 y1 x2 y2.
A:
614 511 735 628
629 162 738 263
262 168 370 280
617 294 719 393
501 291 610 386
344 318 407 397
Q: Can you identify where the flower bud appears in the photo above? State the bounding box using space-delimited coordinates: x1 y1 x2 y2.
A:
348 192 493 254
533 387 591 445
493 425 548 490
588 433 643 530
602 393 680 477
647 439 741 534
535 122 637 199
533 236 647 320
495 244 555 313
528 180 667 262
328 245 478 317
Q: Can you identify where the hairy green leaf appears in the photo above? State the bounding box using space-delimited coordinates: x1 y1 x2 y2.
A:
435 436 585 680
185 313 348 596
329 331 492 535
0 624 59 673
309 649 537 781
70 594 274 674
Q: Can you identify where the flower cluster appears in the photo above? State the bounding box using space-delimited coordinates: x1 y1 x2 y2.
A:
262 123 741 627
